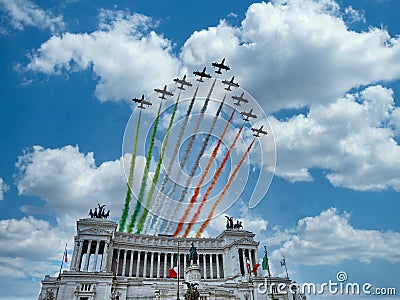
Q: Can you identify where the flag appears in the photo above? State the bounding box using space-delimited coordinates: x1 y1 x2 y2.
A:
63 243 68 263
280 258 286 267
251 263 260 273
262 254 268 270
168 254 178 278
245 257 251 273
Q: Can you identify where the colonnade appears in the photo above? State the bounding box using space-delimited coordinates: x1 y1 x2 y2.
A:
111 249 225 279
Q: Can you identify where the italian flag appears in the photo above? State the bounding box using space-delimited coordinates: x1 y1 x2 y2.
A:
63 243 68 263
246 258 251 273
168 254 178 278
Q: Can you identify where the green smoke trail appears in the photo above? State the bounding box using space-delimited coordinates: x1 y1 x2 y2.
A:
127 103 162 233
119 112 142 232
136 95 180 234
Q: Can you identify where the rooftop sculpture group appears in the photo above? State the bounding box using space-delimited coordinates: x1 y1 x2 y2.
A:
225 215 243 230
88 204 110 219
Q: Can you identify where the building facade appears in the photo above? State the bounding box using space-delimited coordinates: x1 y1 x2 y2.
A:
38 217 305 300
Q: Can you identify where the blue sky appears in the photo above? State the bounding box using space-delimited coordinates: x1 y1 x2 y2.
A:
1 0 400 299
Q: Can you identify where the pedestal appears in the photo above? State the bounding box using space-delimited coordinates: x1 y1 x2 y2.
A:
185 264 202 285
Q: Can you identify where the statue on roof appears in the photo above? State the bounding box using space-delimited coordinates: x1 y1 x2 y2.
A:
225 215 234 229
88 205 109 219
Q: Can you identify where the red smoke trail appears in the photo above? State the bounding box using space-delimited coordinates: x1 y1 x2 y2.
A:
170 110 235 236
196 138 256 238
163 79 216 233
174 123 244 237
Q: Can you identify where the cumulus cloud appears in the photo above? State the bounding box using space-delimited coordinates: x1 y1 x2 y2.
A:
26 9 181 101
21 0 400 192
0 217 69 280
271 208 400 265
15 145 129 220
0 0 65 33
268 85 400 191
0 177 9 200
181 0 400 112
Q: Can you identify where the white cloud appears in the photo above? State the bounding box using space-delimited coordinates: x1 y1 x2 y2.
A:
0 216 69 279
27 9 181 101
271 208 400 265
0 0 65 33
268 85 400 191
181 0 400 112
15 145 128 220
0 177 9 200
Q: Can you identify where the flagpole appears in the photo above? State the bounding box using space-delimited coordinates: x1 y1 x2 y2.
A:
58 243 67 279
282 255 289 279
264 246 275 300
177 238 180 300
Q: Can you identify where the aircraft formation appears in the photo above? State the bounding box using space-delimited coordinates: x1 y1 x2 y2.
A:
131 58 268 137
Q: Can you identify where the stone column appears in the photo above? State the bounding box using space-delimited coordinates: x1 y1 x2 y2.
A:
216 254 220 278
136 251 141 277
149 252 154 278
122 249 127 276
83 240 92 271
156 252 161 278
101 242 108 272
202 254 206 278
129 251 134 277
92 240 100 272
209 254 213 278
163 253 167 278
143 252 148 278
116 249 121 275
75 239 84 271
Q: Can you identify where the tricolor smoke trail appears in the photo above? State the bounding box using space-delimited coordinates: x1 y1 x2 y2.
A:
171 108 234 236
195 138 256 238
127 103 162 233
135 95 180 234
164 79 216 233
146 86 199 234
175 123 245 237
119 111 142 232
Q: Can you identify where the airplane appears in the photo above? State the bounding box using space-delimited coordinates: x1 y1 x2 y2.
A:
132 94 152 109
212 58 230 74
154 85 174 100
251 125 268 137
173 74 192 90
222 76 239 91
231 92 249 106
193 67 212 82
240 108 257 121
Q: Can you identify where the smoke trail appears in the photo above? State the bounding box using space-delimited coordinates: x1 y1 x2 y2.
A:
136 95 180 234
146 86 198 234
126 103 162 233
175 123 245 237
169 107 234 236
195 138 256 238
163 79 216 233
119 112 142 232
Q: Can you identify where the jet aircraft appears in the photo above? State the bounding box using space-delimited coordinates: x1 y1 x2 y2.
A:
154 85 174 100
222 76 239 91
231 92 249 106
251 125 268 137
132 94 152 109
212 58 230 74
193 67 212 82
173 74 192 90
240 109 257 121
